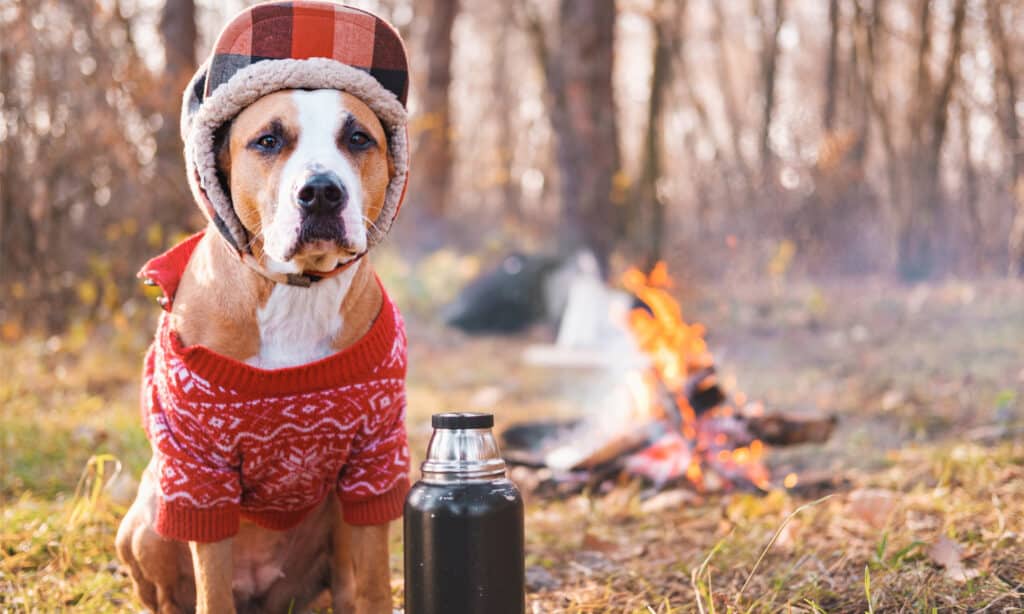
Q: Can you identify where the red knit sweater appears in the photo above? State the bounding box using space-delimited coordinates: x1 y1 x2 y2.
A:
139 233 410 543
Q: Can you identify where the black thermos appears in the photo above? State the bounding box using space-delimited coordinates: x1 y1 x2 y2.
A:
404 412 525 614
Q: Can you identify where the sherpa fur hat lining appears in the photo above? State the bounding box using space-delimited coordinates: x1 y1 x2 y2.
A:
181 57 409 255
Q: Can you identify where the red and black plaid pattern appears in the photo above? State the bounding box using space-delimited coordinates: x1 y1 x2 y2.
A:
205 1 408 107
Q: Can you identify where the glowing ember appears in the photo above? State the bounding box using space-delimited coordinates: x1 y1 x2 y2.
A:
620 262 774 491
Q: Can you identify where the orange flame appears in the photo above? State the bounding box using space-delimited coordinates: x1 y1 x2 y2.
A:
621 262 713 390
620 262 774 491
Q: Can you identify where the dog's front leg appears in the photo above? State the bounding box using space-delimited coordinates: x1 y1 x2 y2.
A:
332 518 392 613
189 539 235 614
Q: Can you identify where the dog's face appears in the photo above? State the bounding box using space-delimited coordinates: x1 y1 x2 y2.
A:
218 89 392 273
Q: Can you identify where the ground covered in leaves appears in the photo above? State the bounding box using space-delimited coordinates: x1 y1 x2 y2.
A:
2 273 1022 612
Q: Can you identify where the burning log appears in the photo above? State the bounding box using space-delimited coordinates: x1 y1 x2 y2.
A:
744 411 837 446
544 423 667 472
683 366 726 416
500 409 836 481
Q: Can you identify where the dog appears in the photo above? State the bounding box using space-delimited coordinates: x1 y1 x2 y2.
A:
116 4 412 613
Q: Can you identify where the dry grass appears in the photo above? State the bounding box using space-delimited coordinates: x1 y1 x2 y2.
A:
2 275 1023 612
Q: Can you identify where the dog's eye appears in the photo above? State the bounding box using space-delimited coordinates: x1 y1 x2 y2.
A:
254 134 280 151
349 131 372 149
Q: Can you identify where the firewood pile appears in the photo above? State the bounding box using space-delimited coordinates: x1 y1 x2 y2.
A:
500 367 837 497
503 262 838 498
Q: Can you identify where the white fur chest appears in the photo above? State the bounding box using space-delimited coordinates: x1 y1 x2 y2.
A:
247 267 357 369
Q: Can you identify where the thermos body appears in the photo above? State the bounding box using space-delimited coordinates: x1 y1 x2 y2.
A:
404 480 524 614
404 413 525 614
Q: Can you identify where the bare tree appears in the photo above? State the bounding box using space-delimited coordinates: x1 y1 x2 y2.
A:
823 0 841 131
897 0 967 279
0 1 161 328
632 0 681 267
528 0 620 276
409 0 458 228
674 2 740 218
987 0 1024 275
161 0 198 85
858 0 901 225
153 0 198 228
493 0 521 223
7 0 1024 331
709 1 752 188
756 0 786 179
958 101 982 246
0 44 23 286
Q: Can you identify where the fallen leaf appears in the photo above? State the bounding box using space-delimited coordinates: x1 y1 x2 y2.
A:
848 489 897 529
927 536 980 582
881 389 907 412
581 532 619 554
525 565 560 592
601 482 640 518
571 550 616 575
639 488 700 514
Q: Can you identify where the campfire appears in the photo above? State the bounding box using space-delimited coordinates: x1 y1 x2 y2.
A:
506 262 835 496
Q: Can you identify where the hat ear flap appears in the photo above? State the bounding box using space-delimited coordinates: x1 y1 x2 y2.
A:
180 63 209 144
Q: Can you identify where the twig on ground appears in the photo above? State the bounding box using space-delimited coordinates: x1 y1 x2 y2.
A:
692 538 727 614
974 584 1024 613
735 494 834 602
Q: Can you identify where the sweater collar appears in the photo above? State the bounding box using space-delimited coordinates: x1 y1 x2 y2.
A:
142 231 405 393
138 230 369 310
158 289 403 394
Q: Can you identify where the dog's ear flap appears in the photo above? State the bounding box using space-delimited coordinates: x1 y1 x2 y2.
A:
180 63 208 144
213 122 232 197
387 147 396 182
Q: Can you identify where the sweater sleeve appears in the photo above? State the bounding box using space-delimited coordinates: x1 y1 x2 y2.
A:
154 450 242 543
337 385 411 525
144 347 242 543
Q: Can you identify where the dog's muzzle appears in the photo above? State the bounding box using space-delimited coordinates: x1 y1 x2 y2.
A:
295 170 347 216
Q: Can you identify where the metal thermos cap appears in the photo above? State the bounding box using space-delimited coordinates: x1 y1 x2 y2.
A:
432 412 494 429
421 413 507 482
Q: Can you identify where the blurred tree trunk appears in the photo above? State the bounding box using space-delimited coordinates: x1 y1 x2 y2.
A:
0 24 34 288
0 44 18 283
860 0 901 224
847 0 869 164
796 0 879 274
958 102 982 246
756 0 786 180
823 0 841 132
161 0 197 84
673 5 736 214
494 0 521 223
632 0 680 268
529 0 620 277
155 0 197 229
897 0 966 280
409 0 458 229
709 2 753 190
987 0 1024 276
0 44 9 267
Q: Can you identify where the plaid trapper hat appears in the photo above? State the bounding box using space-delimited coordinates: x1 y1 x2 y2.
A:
181 1 410 256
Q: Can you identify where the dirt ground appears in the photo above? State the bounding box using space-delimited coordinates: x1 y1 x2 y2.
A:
2 275 1023 612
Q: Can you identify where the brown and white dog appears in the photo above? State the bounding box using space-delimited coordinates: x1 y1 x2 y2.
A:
115 89 398 614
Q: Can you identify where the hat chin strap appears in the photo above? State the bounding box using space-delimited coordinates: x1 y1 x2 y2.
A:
238 246 366 288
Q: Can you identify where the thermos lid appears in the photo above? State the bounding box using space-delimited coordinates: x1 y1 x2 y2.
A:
432 412 494 430
421 412 506 482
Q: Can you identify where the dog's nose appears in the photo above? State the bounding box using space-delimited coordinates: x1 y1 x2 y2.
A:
295 172 346 214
